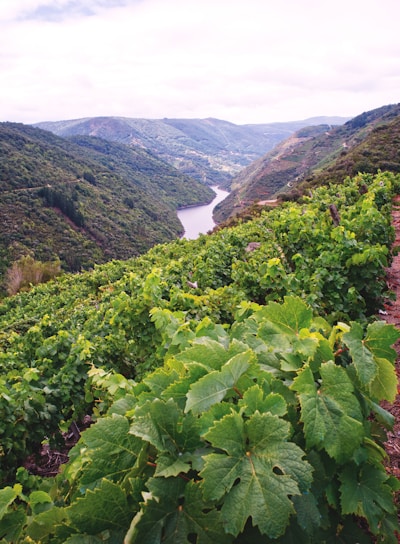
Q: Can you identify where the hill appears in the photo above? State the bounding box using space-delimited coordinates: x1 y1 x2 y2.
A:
34 115 349 187
0 122 214 281
299 109 400 190
0 171 399 542
214 103 400 221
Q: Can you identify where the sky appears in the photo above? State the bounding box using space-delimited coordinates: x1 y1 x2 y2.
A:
0 0 399 125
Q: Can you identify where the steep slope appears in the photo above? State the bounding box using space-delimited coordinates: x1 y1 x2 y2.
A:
299 112 400 190
215 103 400 221
0 122 214 279
35 116 349 187
0 172 398 543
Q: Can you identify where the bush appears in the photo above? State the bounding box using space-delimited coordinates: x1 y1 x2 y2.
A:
5 255 61 295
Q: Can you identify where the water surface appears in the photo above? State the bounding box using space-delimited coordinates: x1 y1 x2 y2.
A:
177 186 229 239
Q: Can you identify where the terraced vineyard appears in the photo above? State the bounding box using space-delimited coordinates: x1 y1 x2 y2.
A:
0 171 399 542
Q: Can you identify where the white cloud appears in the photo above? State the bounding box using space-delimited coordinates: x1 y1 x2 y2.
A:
0 0 399 124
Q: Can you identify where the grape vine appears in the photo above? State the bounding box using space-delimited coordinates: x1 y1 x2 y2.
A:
0 172 399 542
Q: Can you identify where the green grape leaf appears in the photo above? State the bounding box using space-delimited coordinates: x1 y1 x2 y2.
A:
79 414 142 454
292 493 322 535
143 367 180 397
364 320 400 363
369 357 398 402
126 479 230 544
309 337 334 372
64 535 105 543
0 509 26 543
343 322 378 386
198 402 235 436
67 479 133 535
155 453 193 477
0 485 21 519
378 516 400 544
175 337 232 370
280 352 303 371
29 490 53 515
131 398 202 454
293 330 320 358
200 411 312 538
185 350 254 414
68 415 143 488
292 362 364 462
26 507 67 541
108 394 138 416
340 464 397 534
258 320 292 351
368 400 395 429
161 364 208 408
261 296 313 335
239 385 287 417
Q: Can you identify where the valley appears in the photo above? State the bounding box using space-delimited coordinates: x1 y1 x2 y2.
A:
0 122 214 286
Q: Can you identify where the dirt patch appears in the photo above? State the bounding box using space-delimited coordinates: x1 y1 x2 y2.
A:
380 196 400 540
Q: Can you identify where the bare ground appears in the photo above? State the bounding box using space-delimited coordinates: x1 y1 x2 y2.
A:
381 195 400 540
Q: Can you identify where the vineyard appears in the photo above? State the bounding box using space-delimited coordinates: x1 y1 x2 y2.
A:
0 171 400 542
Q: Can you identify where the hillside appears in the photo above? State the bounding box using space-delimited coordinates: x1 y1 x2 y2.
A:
0 171 399 542
0 122 214 280
35 115 349 187
299 111 400 190
214 103 400 221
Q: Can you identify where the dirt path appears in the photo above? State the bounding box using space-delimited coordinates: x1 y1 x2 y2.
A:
382 195 400 538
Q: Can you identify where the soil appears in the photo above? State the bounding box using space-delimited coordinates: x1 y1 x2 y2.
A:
381 195 400 539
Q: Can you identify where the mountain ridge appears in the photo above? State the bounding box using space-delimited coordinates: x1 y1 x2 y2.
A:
35 115 349 187
214 103 400 221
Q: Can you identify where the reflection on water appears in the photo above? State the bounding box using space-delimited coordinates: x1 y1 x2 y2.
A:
177 186 229 240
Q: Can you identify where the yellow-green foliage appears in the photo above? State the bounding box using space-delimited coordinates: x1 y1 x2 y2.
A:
5 255 61 295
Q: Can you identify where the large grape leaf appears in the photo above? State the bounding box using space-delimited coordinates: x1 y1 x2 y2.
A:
130 398 202 467
0 485 21 519
0 509 26 543
161 364 208 410
292 362 364 462
155 452 197 478
238 385 287 417
0 488 26 542
343 322 378 387
260 296 313 335
364 320 400 363
67 479 133 536
67 414 144 488
256 298 327 371
185 351 254 414
292 493 322 536
143 367 180 397
175 337 236 370
125 478 231 544
200 411 312 538
369 357 398 401
339 464 398 534
26 507 67 541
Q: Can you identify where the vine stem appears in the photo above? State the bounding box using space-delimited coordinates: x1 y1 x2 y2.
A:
233 386 243 399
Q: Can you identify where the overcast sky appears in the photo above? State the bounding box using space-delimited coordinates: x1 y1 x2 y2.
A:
0 0 399 125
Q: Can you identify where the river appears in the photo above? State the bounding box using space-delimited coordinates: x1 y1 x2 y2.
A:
177 186 229 240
